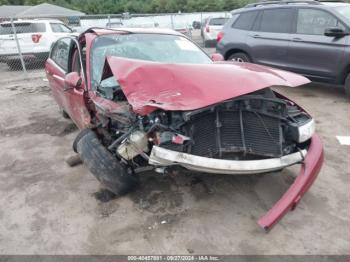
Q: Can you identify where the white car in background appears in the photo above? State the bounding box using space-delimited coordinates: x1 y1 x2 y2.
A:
201 17 229 47
0 19 74 69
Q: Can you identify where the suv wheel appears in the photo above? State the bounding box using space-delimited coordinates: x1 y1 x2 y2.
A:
228 52 251 63
345 73 350 97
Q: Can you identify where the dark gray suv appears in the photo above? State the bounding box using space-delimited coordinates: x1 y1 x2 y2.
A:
216 0 350 96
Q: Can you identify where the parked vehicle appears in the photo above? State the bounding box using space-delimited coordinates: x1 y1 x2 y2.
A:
201 17 229 47
217 0 350 96
0 19 73 69
192 20 201 29
106 21 123 28
45 27 323 231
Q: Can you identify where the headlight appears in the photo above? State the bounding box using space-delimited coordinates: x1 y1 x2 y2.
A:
297 119 315 143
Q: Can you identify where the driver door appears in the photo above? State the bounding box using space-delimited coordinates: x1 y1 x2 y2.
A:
46 37 91 129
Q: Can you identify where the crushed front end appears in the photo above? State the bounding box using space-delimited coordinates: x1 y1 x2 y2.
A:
90 87 323 230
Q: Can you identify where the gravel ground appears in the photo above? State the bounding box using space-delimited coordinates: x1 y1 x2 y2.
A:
0 30 349 255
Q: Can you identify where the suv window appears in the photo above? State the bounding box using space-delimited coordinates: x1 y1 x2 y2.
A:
209 18 228 26
50 23 72 33
259 8 294 33
50 38 72 71
0 22 46 35
297 8 345 35
232 11 258 30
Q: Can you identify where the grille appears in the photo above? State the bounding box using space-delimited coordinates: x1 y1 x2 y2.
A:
188 109 282 159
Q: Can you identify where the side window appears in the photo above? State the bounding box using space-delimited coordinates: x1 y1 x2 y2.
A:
50 38 72 71
50 23 72 33
232 11 258 30
297 9 345 35
259 8 294 33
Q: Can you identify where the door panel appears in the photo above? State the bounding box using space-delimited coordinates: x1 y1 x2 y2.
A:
248 32 291 69
248 8 295 70
288 8 347 81
45 37 91 129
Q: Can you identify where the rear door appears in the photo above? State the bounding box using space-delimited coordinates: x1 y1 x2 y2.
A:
0 22 46 55
288 7 347 82
46 37 90 129
46 38 72 110
247 8 295 69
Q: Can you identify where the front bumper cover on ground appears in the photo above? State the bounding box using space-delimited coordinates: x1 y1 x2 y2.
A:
149 134 324 231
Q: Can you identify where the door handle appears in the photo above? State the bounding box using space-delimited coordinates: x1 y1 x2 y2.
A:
292 37 302 42
252 34 261 38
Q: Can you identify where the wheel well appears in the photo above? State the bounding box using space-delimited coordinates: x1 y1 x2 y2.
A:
340 64 350 85
224 49 251 61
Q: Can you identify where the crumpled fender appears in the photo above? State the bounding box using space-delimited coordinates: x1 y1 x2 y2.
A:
104 57 310 115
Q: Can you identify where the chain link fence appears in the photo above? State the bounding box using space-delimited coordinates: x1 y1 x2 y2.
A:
0 11 230 79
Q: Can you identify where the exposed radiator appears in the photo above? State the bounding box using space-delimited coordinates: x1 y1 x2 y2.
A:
188 109 282 158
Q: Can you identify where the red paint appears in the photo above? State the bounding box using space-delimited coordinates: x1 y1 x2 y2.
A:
31 34 42 43
258 134 324 231
65 72 82 89
217 31 224 43
106 56 310 115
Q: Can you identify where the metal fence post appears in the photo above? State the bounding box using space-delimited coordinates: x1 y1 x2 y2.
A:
10 17 27 75
170 14 174 29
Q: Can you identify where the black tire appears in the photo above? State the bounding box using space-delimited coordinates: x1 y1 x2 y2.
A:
204 39 210 48
74 129 138 195
228 52 251 63
6 61 22 71
62 110 70 119
344 73 350 97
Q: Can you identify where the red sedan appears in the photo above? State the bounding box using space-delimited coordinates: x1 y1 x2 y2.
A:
45 27 323 231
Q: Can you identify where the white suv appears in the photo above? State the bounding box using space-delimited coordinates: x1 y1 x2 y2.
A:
201 17 229 47
0 19 73 68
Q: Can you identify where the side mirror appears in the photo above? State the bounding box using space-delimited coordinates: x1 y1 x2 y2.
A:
64 72 82 91
324 27 348 38
211 53 224 62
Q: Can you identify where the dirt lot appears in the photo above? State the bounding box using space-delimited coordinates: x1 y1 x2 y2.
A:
0 32 350 255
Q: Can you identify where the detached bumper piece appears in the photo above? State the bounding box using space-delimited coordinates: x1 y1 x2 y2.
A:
149 134 323 231
258 134 323 231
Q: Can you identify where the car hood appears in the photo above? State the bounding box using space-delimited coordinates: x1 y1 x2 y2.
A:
104 56 310 115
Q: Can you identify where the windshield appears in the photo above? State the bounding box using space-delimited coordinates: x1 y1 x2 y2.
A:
90 33 211 89
333 5 350 18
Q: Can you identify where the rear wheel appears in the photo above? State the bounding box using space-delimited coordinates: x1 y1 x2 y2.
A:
344 73 350 97
228 52 251 63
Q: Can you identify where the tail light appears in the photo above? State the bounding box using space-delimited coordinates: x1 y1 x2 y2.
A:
217 31 224 43
31 34 42 43
205 26 210 33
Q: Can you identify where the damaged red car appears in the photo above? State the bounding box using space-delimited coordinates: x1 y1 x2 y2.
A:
45 28 324 231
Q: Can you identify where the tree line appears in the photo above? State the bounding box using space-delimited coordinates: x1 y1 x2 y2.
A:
1 0 256 14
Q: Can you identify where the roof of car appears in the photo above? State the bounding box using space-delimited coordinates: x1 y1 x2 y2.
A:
84 27 183 36
0 19 64 24
231 0 350 13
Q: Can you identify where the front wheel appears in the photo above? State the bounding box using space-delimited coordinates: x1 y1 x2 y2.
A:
74 129 138 196
344 73 350 97
228 52 251 63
